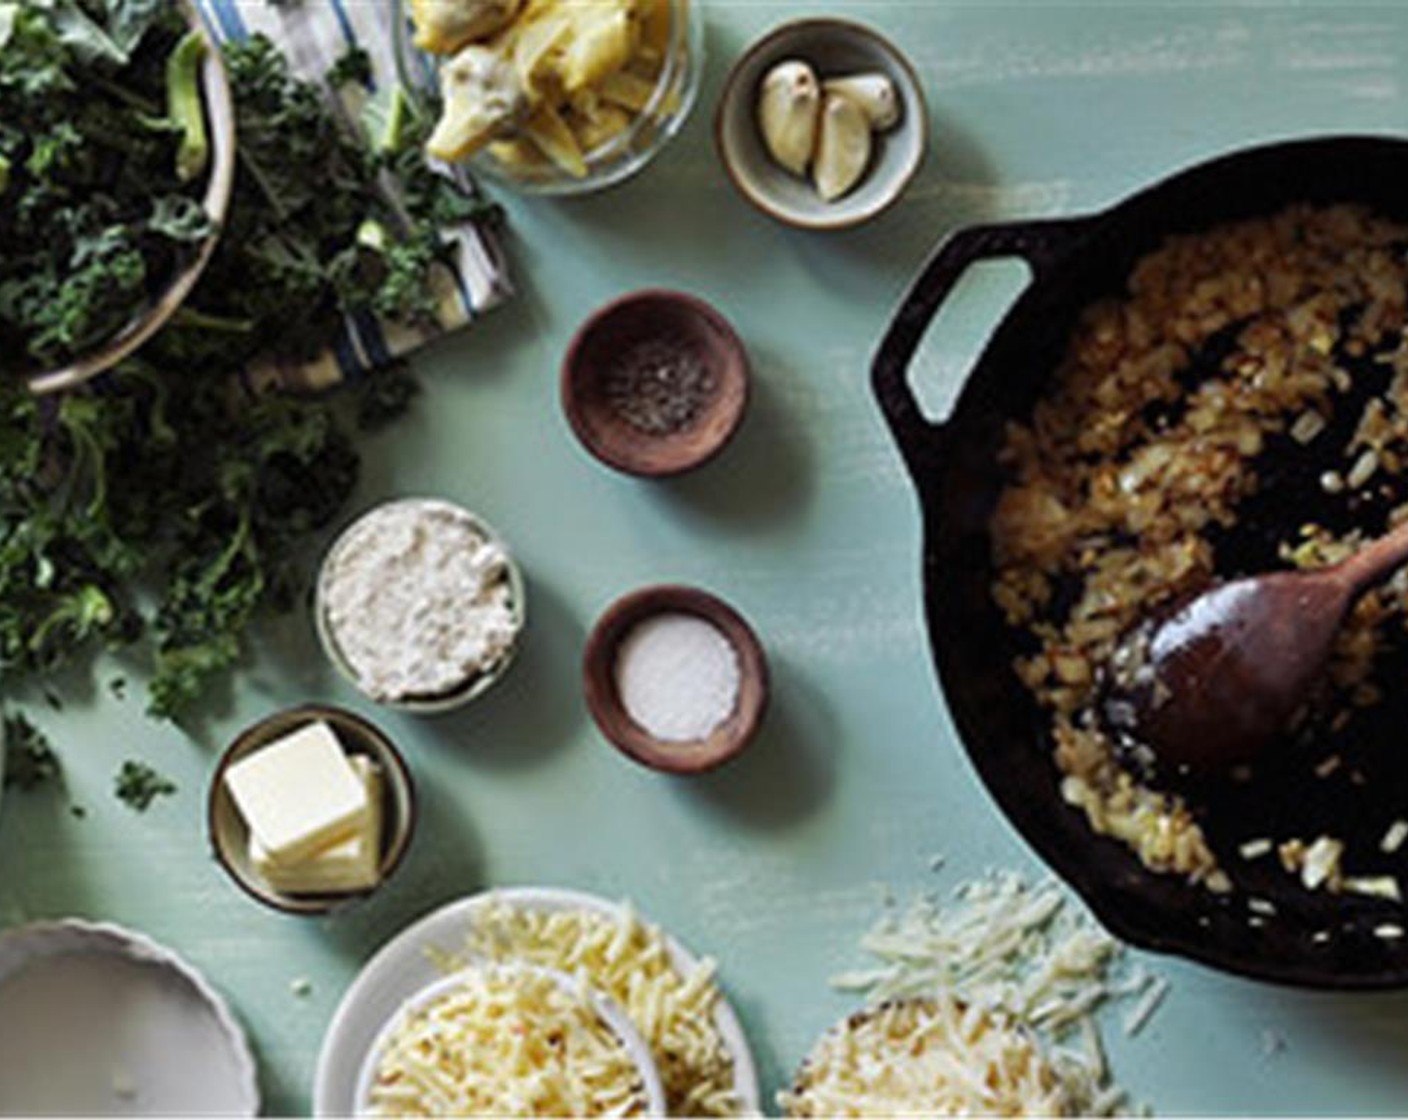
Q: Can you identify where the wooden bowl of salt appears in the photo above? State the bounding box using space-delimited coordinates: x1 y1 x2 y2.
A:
583 585 769 773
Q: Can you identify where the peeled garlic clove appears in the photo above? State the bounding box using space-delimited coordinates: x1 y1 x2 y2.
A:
813 91 872 201
822 71 901 131
757 59 821 177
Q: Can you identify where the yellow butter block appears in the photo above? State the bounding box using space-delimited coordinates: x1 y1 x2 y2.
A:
250 757 383 895
224 720 369 866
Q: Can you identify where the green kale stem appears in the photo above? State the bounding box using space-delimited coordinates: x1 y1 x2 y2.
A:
167 29 209 183
169 306 254 333
379 84 411 155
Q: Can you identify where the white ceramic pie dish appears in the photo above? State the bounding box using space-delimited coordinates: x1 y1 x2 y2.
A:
0 919 258 1116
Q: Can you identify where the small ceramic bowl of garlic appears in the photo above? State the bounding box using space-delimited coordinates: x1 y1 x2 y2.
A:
715 19 927 230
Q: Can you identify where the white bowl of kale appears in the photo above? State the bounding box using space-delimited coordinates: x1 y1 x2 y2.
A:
0 0 236 393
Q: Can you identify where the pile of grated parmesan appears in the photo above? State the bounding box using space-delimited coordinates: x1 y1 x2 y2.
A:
780 995 1069 1118
433 898 741 1117
366 966 647 1118
797 870 1167 1117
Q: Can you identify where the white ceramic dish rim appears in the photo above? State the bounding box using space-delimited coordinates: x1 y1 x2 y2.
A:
313 885 762 1116
313 496 527 714
351 960 666 1116
715 17 929 231
0 918 260 1115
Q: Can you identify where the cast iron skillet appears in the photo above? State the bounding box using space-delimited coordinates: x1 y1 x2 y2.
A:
874 135 1408 989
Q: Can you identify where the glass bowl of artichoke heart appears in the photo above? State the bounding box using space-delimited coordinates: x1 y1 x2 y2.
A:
393 0 703 194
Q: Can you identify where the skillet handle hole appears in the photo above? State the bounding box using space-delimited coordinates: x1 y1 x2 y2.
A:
907 257 1033 427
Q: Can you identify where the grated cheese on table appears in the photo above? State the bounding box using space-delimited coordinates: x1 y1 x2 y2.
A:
433 898 741 1117
817 871 1162 1116
779 996 1069 1118
366 966 647 1118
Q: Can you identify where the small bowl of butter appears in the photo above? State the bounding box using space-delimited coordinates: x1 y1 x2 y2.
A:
208 704 416 916
314 497 527 715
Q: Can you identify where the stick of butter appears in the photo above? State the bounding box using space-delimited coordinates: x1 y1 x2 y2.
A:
249 756 383 894
224 720 369 866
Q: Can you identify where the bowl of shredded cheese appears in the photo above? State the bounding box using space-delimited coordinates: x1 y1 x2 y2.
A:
314 885 760 1116
354 961 665 1118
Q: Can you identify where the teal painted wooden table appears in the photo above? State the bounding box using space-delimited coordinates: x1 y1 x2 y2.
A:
6 1 1408 1114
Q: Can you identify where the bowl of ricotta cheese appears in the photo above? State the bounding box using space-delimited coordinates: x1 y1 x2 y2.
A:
315 497 526 713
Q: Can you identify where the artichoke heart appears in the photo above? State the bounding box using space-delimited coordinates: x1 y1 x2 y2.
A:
411 0 524 55
757 59 820 177
560 4 639 93
427 44 529 162
813 91 871 202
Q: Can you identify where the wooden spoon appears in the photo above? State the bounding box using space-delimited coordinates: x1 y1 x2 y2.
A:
1102 518 1408 776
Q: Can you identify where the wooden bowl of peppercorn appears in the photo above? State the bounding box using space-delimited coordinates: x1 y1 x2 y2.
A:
561 290 751 478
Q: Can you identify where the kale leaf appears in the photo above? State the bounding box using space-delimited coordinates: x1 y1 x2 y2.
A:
114 759 176 811
1 711 62 790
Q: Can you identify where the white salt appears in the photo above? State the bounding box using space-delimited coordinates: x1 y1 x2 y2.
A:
615 613 740 742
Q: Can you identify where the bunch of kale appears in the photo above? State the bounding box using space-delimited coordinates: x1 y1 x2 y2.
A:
0 0 214 372
0 19 497 721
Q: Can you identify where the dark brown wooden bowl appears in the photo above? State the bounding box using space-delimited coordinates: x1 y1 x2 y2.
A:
584 585 769 773
561 290 750 478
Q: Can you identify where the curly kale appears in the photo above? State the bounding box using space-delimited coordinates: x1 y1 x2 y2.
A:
114 759 176 811
1 711 61 790
0 30 497 720
0 0 213 372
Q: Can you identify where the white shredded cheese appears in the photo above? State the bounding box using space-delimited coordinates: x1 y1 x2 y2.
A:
366 967 646 1118
1121 977 1169 1038
821 871 1158 1116
435 900 740 1117
778 996 1069 1118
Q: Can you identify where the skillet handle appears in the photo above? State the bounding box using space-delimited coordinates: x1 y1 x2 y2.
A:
872 216 1093 478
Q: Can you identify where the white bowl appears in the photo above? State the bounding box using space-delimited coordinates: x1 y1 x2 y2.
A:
0 920 258 1115
352 961 665 1117
314 886 761 1115
314 497 527 714
715 18 928 231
